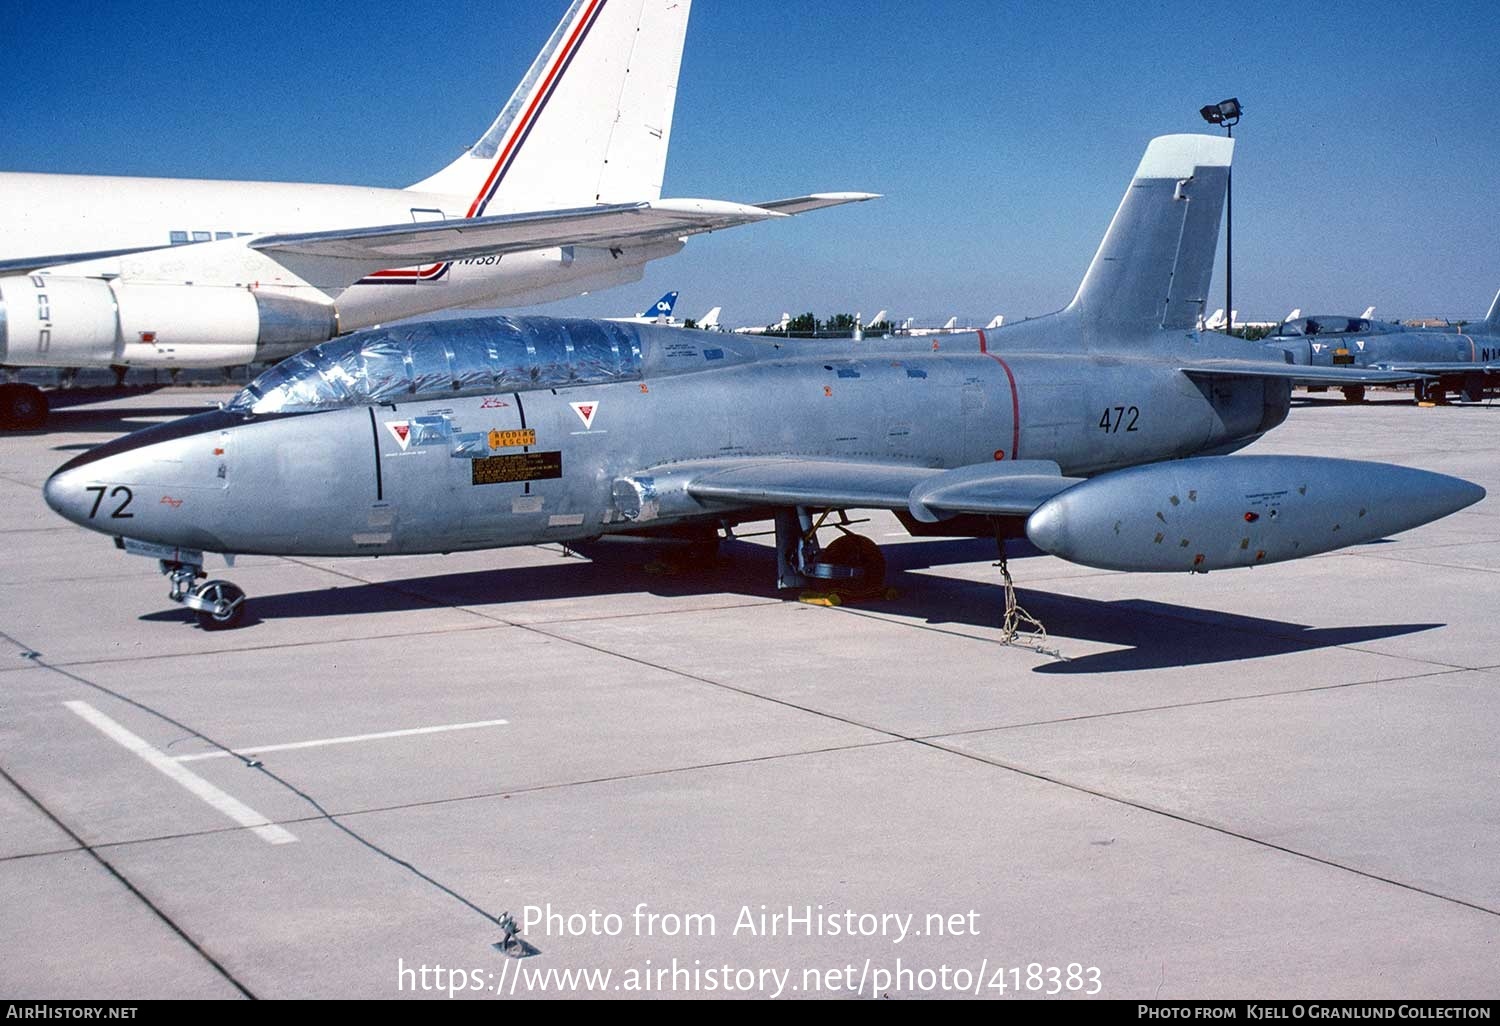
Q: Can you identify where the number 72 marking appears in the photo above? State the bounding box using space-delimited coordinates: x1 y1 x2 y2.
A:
85 485 135 519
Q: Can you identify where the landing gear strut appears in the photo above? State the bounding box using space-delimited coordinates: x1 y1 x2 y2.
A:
774 508 888 602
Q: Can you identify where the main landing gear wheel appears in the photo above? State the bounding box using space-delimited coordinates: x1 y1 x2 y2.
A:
192 580 246 631
0 383 48 430
1341 385 1366 403
820 533 887 601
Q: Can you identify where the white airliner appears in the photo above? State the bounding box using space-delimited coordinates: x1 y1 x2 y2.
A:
0 0 873 428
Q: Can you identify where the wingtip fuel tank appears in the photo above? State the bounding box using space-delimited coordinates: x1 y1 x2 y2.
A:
1024 456 1485 573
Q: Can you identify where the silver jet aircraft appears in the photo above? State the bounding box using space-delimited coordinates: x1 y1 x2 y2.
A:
1264 296 1500 403
44 135 1484 629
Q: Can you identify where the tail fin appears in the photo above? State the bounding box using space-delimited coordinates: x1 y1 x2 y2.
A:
1478 288 1500 334
1286 308 1301 321
942 316 958 330
409 0 691 215
700 306 722 330
1066 134 1234 334
1360 306 1375 319
984 314 1004 329
868 309 888 327
641 290 678 320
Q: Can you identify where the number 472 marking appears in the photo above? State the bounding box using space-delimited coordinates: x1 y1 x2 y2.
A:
1099 405 1139 433
85 485 135 519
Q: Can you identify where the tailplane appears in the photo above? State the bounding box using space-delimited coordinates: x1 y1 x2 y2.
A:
1066 134 1234 335
409 0 691 215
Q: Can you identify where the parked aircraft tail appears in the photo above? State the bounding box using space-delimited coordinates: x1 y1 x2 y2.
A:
1478 288 1500 334
699 306 722 330
408 0 690 214
641 290 679 320
1066 134 1233 335
984 315 1004 330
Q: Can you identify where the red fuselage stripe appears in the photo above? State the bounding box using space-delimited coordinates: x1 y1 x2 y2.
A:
978 329 1021 460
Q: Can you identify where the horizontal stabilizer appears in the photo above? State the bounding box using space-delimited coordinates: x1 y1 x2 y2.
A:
1373 361 1500 376
1179 360 1421 385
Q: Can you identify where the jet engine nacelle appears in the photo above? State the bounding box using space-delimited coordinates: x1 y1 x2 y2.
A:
1025 455 1483 572
0 276 337 369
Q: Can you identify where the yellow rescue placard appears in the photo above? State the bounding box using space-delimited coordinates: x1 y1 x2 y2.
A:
488 428 537 450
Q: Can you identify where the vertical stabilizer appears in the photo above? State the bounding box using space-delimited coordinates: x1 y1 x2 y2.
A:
1478 288 1500 334
1066 134 1234 335
408 0 691 214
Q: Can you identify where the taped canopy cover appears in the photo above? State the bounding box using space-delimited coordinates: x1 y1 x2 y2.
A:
229 316 644 415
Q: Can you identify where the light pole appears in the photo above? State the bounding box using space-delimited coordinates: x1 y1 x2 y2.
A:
1199 97 1241 331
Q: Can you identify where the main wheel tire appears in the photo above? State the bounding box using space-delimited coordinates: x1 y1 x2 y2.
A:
1341 385 1366 403
193 580 247 630
820 534 887 601
0 383 48 430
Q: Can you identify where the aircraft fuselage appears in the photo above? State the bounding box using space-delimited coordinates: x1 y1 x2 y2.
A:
0 172 670 348
44 320 1285 557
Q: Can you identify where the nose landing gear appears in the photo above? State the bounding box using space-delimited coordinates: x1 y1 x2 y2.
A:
160 555 248 630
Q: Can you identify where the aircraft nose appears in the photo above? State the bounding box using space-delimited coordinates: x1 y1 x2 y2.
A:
43 408 242 535
43 463 95 528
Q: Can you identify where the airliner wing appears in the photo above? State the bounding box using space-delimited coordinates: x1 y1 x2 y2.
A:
0 246 164 277
252 194 878 264
749 193 882 216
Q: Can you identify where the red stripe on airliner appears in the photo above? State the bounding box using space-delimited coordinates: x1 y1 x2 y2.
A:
463 0 605 219
978 329 1021 461
369 0 606 280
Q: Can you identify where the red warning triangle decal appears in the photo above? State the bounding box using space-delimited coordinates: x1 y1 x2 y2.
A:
569 401 599 430
385 420 412 450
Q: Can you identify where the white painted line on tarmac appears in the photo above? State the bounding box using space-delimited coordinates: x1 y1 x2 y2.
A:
63 701 297 846
171 718 512 763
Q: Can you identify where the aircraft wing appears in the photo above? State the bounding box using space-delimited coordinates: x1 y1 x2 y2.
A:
251 195 879 264
639 457 1080 521
749 193 882 216
0 246 165 277
1178 360 1421 385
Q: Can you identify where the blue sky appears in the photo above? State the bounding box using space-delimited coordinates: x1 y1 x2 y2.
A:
5 1 1499 325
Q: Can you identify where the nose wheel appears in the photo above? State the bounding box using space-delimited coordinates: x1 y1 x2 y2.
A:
163 561 248 630
190 580 247 630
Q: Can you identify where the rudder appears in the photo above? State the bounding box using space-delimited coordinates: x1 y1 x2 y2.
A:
408 0 691 214
1066 134 1234 335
